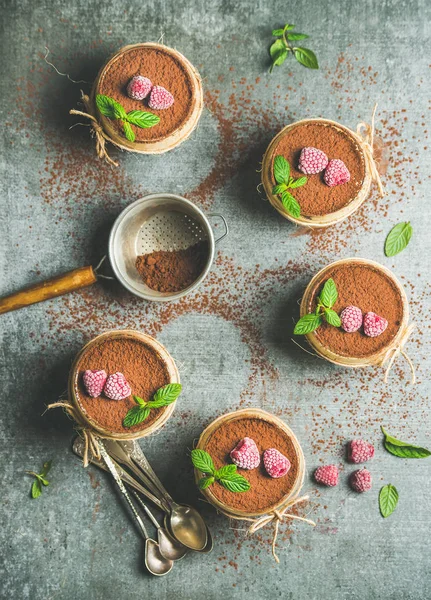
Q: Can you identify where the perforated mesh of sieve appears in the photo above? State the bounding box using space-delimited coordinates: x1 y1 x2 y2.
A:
137 210 208 254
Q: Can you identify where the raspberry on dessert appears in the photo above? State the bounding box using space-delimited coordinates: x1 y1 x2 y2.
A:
340 305 363 333
263 448 291 478
314 465 339 487
230 437 260 470
83 369 107 398
324 159 351 187
350 468 372 493
126 76 153 100
348 439 375 464
363 312 388 337
298 147 329 175
148 85 174 110
104 372 132 400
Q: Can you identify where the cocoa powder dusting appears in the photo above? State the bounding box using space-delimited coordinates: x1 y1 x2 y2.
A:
204 417 299 512
135 241 209 293
271 122 366 216
76 337 171 433
97 47 195 142
309 263 404 358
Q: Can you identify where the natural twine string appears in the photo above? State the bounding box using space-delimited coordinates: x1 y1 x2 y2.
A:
356 103 385 197
380 322 416 384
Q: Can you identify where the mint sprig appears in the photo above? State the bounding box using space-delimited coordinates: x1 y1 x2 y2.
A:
269 23 319 72
96 94 160 143
272 155 307 218
26 460 52 499
191 449 251 493
294 278 341 335
123 383 182 428
381 426 431 459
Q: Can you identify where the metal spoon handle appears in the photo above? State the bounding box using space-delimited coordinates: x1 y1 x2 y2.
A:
124 440 175 505
131 490 161 530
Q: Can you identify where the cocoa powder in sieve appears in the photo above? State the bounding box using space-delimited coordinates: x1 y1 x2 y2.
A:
203 417 299 512
308 263 404 358
75 336 171 433
97 46 195 142
135 241 209 293
270 122 366 216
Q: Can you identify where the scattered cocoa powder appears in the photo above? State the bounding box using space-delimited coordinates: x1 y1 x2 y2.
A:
135 241 209 293
97 46 195 142
270 122 366 216
75 336 171 433
203 417 299 512
308 262 404 358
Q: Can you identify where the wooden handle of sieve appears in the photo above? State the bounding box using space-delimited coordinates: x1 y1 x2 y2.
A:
0 266 97 315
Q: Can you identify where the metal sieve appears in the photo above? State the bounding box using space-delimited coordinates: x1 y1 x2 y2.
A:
109 193 228 302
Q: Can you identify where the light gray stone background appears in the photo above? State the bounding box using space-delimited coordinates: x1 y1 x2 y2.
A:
1 0 430 598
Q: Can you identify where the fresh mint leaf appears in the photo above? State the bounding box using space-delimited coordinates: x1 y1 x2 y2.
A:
219 473 251 493
149 383 182 408
215 464 237 480
281 191 301 218
198 476 214 490
324 308 341 327
384 222 413 257
379 484 399 518
287 33 309 41
123 121 135 142
96 94 124 119
273 155 290 184
320 278 338 308
272 183 288 195
133 395 147 407
31 479 42 499
381 426 431 458
289 176 307 189
270 39 288 72
126 110 160 129
41 461 52 477
191 449 215 475
123 406 151 428
294 47 319 69
272 28 284 36
294 313 323 335
284 24 295 31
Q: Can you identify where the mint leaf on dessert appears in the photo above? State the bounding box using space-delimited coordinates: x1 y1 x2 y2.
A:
324 308 341 327
269 24 319 72
272 183 288 195
96 94 124 119
198 476 215 490
273 155 290 183
379 484 399 518
381 426 430 459
218 473 251 493
191 449 216 475
289 176 307 188
126 110 160 129
320 278 338 308
123 121 135 142
148 383 182 408
272 156 310 217
281 191 301 218
384 222 413 257
293 47 319 69
214 464 237 479
123 405 151 428
26 460 53 499
294 313 322 335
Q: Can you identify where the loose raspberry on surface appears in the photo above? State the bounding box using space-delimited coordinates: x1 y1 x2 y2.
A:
230 437 260 470
148 85 174 110
348 439 375 464
314 465 339 487
126 76 153 101
263 448 291 478
324 159 351 187
363 312 388 337
83 369 107 398
340 305 363 333
104 372 132 401
298 147 329 175
350 469 372 493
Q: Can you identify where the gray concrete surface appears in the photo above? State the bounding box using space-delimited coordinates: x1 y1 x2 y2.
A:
1 0 430 598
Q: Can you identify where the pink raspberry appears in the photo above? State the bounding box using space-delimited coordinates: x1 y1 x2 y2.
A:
82 369 107 398
314 465 339 487
363 312 388 337
340 305 363 333
230 437 260 470
298 147 329 174
148 85 174 110
126 76 153 100
104 372 132 400
350 468 372 493
348 439 375 464
324 159 351 187
263 448 291 478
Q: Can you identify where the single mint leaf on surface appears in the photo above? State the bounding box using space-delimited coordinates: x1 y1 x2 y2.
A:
320 278 338 308
289 176 308 189
219 473 251 493
31 479 42 499
191 449 215 475
293 47 319 69
324 308 341 327
384 222 413 257
379 484 399 518
123 121 135 142
148 383 182 408
126 110 160 129
198 476 214 490
123 406 151 428
41 460 52 477
287 33 309 41
381 426 431 458
96 94 124 119
272 28 284 36
294 313 323 335
281 191 301 218
272 183 287 195
273 155 290 184
214 464 237 480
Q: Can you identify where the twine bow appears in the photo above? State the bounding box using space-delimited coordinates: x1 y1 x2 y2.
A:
242 494 316 563
69 91 119 167
47 402 101 466
356 103 385 197
381 323 416 385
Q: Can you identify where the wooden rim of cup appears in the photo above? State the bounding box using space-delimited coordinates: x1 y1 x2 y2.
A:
261 118 372 228
93 43 204 154
299 258 410 367
68 329 180 439
195 408 305 519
